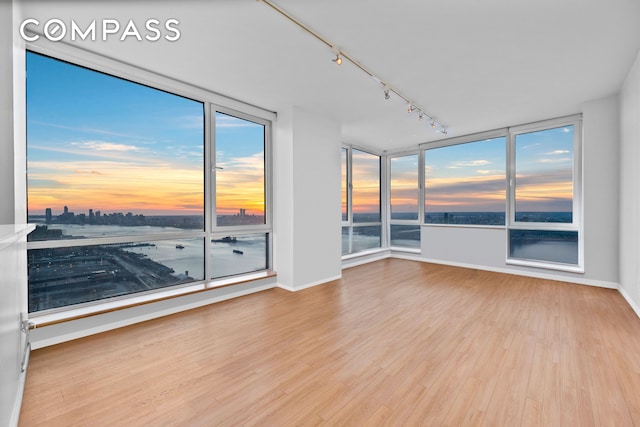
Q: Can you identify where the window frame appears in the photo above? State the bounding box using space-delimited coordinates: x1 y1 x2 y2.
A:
506 115 583 271
24 42 274 315
420 129 508 229
387 149 422 250
341 144 384 257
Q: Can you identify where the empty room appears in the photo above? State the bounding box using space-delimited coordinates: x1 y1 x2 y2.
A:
2 0 640 425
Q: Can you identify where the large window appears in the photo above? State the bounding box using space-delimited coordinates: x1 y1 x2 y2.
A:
424 137 506 225
389 153 420 248
26 51 271 313
508 119 581 268
342 147 382 255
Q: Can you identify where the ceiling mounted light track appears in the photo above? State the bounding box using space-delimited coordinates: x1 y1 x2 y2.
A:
257 0 448 136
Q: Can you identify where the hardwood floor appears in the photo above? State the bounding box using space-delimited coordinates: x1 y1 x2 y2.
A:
19 259 640 426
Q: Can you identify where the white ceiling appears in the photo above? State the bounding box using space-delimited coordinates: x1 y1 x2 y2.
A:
19 0 640 151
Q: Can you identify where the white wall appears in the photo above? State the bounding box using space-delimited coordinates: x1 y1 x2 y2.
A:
274 106 342 290
421 95 620 288
0 0 15 224
619 50 640 314
0 225 34 427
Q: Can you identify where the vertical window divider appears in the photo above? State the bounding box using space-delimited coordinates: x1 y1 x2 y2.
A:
418 149 425 226
382 154 390 248
204 102 213 284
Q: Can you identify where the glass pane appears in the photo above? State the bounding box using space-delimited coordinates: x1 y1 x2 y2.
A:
509 230 578 265
215 112 265 226
390 224 420 248
341 226 351 256
342 148 348 222
352 225 381 252
211 233 268 278
352 149 380 223
28 238 205 312
390 154 418 220
425 137 506 225
26 52 205 241
514 126 573 223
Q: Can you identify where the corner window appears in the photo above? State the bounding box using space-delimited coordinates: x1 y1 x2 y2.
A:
389 153 420 248
342 147 382 255
26 50 271 313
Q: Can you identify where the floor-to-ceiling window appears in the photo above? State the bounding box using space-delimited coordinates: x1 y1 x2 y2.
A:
26 50 271 313
508 117 581 267
342 147 382 255
389 152 420 248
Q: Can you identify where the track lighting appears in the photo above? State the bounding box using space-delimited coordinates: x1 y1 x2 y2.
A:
331 46 342 65
259 0 448 136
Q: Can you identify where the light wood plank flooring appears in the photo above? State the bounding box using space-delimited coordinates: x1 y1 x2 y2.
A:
20 259 640 426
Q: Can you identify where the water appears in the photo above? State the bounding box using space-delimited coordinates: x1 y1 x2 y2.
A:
510 240 578 265
40 224 267 280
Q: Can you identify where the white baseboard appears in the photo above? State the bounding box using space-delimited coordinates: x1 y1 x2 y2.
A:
278 274 342 292
618 286 640 319
413 256 619 289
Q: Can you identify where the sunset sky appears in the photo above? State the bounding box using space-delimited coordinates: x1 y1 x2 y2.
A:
27 52 265 217
28 51 571 221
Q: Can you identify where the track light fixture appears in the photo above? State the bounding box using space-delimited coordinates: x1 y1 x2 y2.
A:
331 46 342 65
258 0 448 136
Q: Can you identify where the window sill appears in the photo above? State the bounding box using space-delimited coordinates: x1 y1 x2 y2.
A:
342 247 388 260
29 270 277 328
422 223 505 230
390 246 421 254
506 259 584 274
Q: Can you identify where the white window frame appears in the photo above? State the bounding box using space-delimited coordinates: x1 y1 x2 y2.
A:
24 41 274 315
341 144 384 257
506 115 583 272
420 129 508 229
387 149 422 251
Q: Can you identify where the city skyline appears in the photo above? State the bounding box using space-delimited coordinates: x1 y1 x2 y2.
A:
26 51 265 217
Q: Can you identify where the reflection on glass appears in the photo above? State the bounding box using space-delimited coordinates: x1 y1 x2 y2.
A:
425 138 505 225
26 51 205 240
390 225 420 248
215 112 265 226
341 227 350 256
390 154 418 220
351 226 381 253
515 126 573 222
211 233 268 278
342 148 348 222
28 238 204 312
509 229 578 265
352 149 380 223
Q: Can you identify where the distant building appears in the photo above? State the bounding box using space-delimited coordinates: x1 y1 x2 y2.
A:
45 208 52 224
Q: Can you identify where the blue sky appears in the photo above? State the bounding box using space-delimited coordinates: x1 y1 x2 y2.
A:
26 51 265 216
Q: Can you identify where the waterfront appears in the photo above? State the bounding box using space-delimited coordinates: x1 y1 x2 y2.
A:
27 223 267 311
